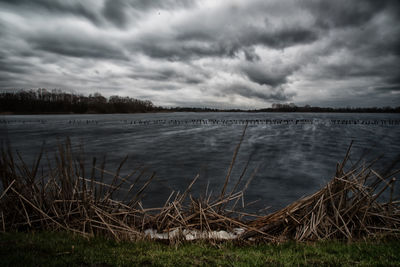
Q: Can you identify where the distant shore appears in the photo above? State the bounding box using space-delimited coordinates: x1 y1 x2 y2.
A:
2 90 399 114
2 109 400 115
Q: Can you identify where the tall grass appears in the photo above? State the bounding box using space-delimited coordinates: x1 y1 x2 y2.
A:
242 142 400 242
0 132 252 242
1 130 399 243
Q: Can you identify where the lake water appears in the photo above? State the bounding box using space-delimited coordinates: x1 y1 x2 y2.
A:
1 112 399 214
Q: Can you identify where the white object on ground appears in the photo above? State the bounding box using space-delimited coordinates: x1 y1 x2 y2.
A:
144 228 245 240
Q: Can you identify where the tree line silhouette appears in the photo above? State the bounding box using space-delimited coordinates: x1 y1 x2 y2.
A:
1 89 399 114
0 89 156 114
165 103 400 113
254 103 400 113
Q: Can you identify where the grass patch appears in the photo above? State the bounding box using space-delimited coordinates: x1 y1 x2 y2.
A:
1 231 400 266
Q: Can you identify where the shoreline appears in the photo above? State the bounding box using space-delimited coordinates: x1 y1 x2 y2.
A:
2 110 400 115
2 231 399 266
0 137 399 244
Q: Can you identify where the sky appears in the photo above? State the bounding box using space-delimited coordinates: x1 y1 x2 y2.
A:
0 0 399 109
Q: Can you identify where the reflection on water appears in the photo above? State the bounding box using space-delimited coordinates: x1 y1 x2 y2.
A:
1 112 399 213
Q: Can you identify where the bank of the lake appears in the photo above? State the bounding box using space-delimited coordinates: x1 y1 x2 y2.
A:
2 112 400 213
1 231 399 266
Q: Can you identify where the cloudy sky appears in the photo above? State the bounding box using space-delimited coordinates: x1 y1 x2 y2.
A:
0 0 399 108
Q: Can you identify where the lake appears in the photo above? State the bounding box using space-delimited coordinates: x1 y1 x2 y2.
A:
1 112 399 214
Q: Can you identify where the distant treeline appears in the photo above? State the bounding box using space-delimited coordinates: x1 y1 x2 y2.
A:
165 105 400 113
1 89 399 114
0 89 157 114
254 106 400 113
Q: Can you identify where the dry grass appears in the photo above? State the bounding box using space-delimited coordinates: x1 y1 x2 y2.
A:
1 130 399 243
0 129 252 243
242 142 400 242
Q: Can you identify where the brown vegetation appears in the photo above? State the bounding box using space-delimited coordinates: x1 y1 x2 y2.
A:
0 133 399 243
242 142 400 242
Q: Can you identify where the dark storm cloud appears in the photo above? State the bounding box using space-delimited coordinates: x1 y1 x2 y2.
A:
241 65 295 87
314 61 384 80
387 75 400 85
133 39 240 61
127 0 196 10
102 0 127 28
0 59 30 75
246 26 318 50
374 85 400 92
242 47 260 62
175 23 318 49
101 0 197 27
334 63 399 86
134 25 318 62
0 52 45 88
0 73 16 87
306 24 400 88
0 50 37 77
129 68 206 85
302 0 396 29
29 34 127 60
0 0 399 108
222 84 292 102
0 0 101 25
290 0 400 105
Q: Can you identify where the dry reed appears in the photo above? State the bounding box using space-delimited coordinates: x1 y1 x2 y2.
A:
0 132 251 242
241 142 400 242
0 133 399 243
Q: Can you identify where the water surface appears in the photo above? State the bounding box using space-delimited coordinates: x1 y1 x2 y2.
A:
1 112 399 213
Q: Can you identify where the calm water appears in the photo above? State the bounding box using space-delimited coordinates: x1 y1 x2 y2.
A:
1 112 399 213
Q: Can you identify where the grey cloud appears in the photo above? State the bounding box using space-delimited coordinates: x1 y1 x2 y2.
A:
326 19 400 61
127 0 196 11
135 25 318 61
130 68 207 85
308 44 400 88
0 73 20 87
132 2 322 61
316 62 383 80
133 37 241 61
295 0 400 93
29 34 127 60
245 26 318 49
374 85 400 92
1 0 198 29
175 30 214 42
360 30 400 60
303 0 387 29
241 65 295 87
0 50 38 76
0 0 101 25
223 84 292 102
0 0 399 108
102 0 128 28
100 0 197 27
387 75 400 85
0 60 30 75
0 55 45 87
243 47 260 62
130 70 175 82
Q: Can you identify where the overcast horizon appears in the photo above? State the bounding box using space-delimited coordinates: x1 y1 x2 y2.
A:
0 0 399 109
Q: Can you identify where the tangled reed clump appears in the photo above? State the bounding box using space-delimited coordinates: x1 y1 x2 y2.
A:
0 135 399 243
242 143 400 242
0 137 251 242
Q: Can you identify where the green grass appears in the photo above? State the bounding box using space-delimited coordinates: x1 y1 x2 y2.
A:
1 232 400 266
